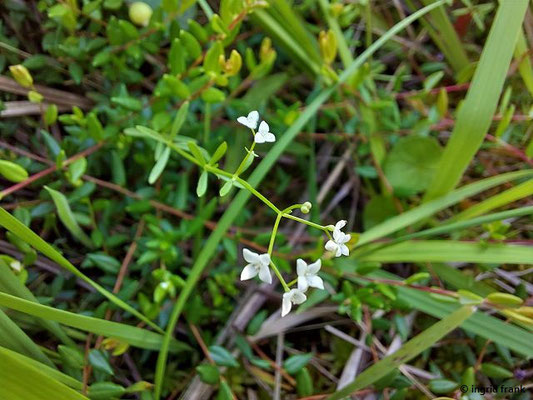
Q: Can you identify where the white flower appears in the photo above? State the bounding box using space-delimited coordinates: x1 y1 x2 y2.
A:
296 258 324 292
254 121 275 143
281 288 307 317
325 220 351 257
333 220 346 231
237 110 259 130
240 248 272 284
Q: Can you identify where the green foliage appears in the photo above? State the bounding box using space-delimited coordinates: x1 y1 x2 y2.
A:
0 0 531 399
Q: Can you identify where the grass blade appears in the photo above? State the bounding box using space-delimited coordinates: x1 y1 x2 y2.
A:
0 207 163 333
358 240 533 264
364 271 533 357
153 1 450 397
0 346 83 390
451 180 533 221
515 30 533 95
0 292 188 353
390 206 533 242
0 260 75 346
327 306 474 399
357 170 533 246
0 309 54 367
419 0 469 72
0 345 88 400
424 0 529 200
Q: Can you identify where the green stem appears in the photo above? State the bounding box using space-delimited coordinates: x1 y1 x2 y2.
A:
282 213 328 232
287 278 298 288
268 212 284 254
203 103 211 144
270 260 290 292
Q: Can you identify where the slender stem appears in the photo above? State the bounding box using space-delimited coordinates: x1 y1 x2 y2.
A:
270 260 289 292
204 164 280 213
287 278 298 288
203 103 211 144
268 212 284 254
282 213 328 232
281 204 303 214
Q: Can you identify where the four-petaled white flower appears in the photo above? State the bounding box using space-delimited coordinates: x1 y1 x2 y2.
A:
254 121 275 143
237 110 259 130
240 248 272 284
297 258 324 292
282 288 307 317
325 220 351 257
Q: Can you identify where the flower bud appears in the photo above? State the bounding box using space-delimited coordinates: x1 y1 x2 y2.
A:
28 90 43 103
259 37 272 61
129 2 152 27
301 201 312 214
318 30 337 65
9 65 33 88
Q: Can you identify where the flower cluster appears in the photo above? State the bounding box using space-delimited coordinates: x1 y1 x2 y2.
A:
236 113 351 317
237 110 276 143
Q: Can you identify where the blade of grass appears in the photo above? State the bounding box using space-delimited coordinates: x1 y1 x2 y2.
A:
515 30 533 95
0 260 75 346
326 306 474 399
389 206 533 243
0 292 188 352
153 1 450 397
0 346 83 390
424 0 529 200
0 207 163 333
451 180 533 221
355 270 533 357
0 345 88 400
356 170 533 247
0 309 55 367
418 0 470 73
357 240 533 264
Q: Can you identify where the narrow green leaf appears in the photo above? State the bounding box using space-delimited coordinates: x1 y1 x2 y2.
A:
0 207 162 332
425 0 529 200
0 346 82 390
196 170 208 197
327 306 474 399
209 141 227 165
170 101 189 138
357 170 533 246
187 141 206 166
452 180 533 221
365 270 533 357
148 147 170 184
0 260 74 346
0 309 54 367
0 346 87 400
358 240 533 264
45 186 94 249
0 292 188 352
